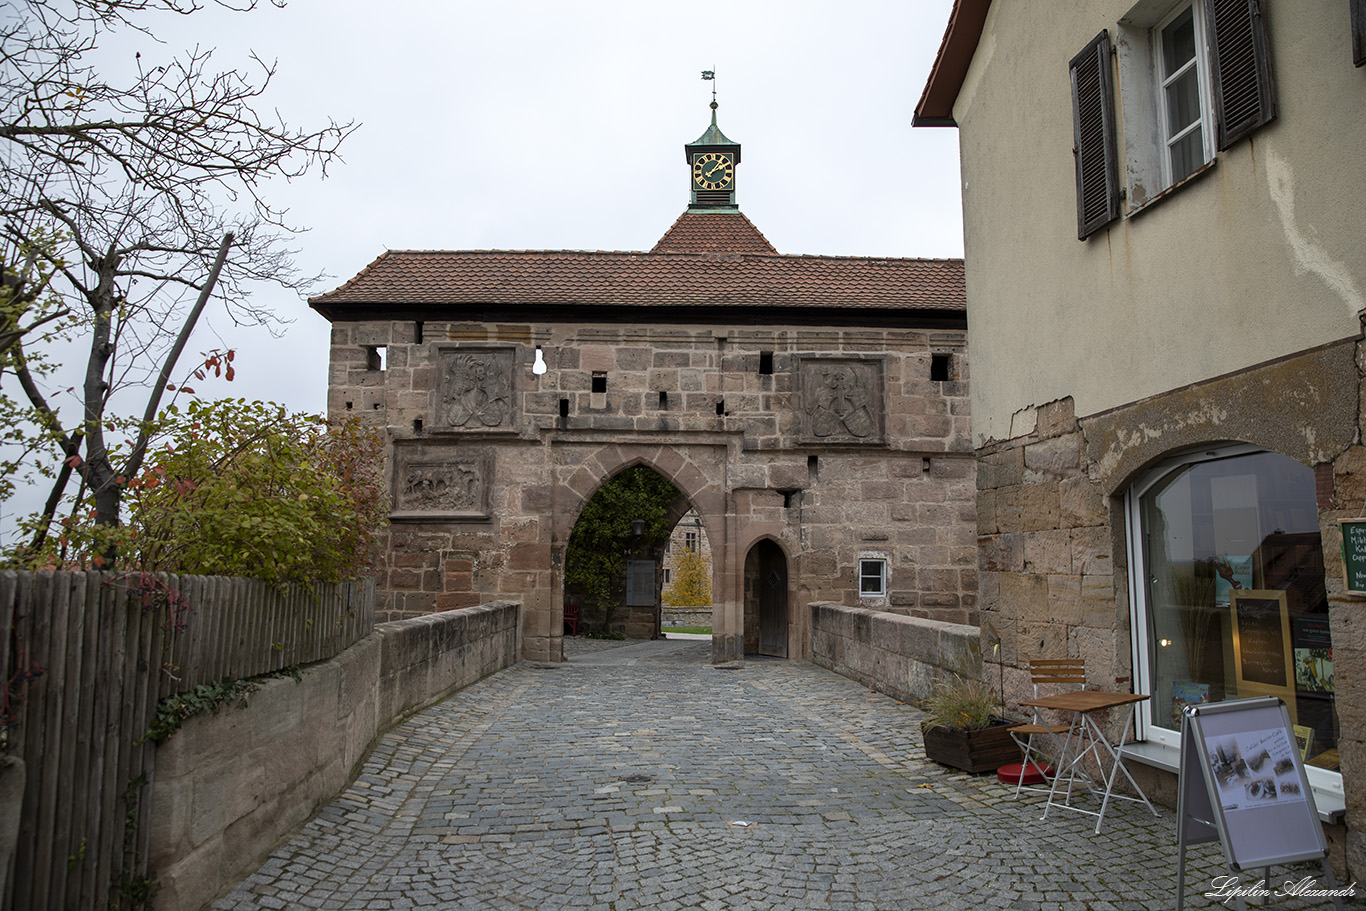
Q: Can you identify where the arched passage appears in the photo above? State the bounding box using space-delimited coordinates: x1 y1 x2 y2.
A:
551 444 739 663
562 465 679 639
744 539 789 658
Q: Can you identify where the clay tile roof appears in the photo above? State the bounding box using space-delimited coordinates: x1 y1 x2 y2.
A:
310 210 964 321
310 249 965 319
651 211 777 254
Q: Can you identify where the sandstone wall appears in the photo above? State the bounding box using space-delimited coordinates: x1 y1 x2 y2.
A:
809 601 980 706
147 601 520 911
975 335 1366 876
327 320 976 663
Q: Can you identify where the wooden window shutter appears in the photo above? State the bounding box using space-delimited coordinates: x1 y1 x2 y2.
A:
1353 0 1366 67
1205 0 1276 149
1069 30 1120 240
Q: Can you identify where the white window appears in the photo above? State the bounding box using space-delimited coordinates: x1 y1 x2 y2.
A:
1114 0 1275 211
1116 2 1214 207
1155 4 1213 185
858 559 887 597
1125 444 1341 799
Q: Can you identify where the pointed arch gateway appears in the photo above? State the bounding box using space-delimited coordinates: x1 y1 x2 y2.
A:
552 444 740 663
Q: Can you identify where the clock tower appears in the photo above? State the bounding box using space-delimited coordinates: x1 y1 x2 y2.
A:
684 100 741 211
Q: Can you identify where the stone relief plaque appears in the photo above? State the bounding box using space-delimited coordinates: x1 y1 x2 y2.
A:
391 445 490 520
798 357 884 445
432 347 516 432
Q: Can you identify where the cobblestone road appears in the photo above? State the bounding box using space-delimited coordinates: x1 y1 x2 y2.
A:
213 638 1362 910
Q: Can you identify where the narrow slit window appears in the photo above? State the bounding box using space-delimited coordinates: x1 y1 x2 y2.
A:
413 418 423 433
716 400 725 416
658 390 668 409
559 398 570 418
414 322 424 344
930 353 951 382
366 346 386 371
591 372 607 393
759 351 774 375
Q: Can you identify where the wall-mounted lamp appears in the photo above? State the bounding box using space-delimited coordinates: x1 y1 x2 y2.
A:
1159 638 1173 648
631 519 645 538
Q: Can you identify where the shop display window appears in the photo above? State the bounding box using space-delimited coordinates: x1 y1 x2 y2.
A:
1128 445 1339 778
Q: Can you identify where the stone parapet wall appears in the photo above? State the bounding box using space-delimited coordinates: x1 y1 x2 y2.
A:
809 601 980 706
147 601 520 911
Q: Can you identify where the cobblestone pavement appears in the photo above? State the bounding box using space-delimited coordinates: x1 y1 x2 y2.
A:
213 639 1363 910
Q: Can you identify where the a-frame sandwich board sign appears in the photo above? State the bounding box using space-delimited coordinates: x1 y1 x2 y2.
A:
1176 696 1346 911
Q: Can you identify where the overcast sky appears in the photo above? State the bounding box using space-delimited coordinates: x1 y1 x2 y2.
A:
137 0 965 411
3 0 965 534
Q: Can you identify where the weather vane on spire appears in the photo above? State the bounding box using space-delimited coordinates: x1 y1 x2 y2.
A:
701 68 717 110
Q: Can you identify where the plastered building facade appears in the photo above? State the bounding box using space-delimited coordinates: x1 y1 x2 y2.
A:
918 0 1366 872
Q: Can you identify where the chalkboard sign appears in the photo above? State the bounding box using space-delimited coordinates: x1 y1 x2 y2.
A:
1339 519 1366 596
1175 697 1345 911
1231 591 1296 720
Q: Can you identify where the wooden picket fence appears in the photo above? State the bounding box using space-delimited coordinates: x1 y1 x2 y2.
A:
1 571 375 911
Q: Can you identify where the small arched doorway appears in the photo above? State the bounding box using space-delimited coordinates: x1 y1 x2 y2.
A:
743 540 788 658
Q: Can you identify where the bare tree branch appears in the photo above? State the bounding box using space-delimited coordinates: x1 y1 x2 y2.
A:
1 0 354 551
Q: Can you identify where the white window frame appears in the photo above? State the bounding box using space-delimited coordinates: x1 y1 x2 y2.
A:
1153 2 1215 187
858 558 887 598
1117 0 1217 210
1124 443 1344 802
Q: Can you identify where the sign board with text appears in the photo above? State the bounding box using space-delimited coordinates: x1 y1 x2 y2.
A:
1339 519 1366 596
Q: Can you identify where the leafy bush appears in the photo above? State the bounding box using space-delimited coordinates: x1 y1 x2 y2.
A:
16 399 387 584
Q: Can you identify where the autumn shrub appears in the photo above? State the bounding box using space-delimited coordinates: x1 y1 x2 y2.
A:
663 548 711 607
22 399 387 584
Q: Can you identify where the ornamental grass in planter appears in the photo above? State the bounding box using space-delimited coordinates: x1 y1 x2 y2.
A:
920 676 1021 774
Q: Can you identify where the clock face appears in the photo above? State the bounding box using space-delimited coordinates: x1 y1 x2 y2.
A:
692 152 734 190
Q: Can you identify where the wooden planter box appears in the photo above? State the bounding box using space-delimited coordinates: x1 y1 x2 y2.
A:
921 719 1021 773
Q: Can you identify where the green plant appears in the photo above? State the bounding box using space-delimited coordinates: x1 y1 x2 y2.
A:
11 400 388 583
141 678 261 745
923 676 1002 731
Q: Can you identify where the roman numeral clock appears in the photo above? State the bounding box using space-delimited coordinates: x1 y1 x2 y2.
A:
692 151 734 192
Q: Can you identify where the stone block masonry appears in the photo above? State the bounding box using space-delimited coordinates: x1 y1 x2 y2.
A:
145 601 520 911
325 319 976 663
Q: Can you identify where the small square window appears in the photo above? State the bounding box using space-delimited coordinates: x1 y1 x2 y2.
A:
591 372 607 393
859 559 887 597
931 353 952 382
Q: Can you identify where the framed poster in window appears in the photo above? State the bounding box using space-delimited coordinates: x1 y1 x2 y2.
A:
1231 590 1296 724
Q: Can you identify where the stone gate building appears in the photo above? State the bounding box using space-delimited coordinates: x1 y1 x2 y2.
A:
311 106 975 664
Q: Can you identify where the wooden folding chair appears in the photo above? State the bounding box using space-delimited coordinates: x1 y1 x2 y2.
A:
1008 658 1086 800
